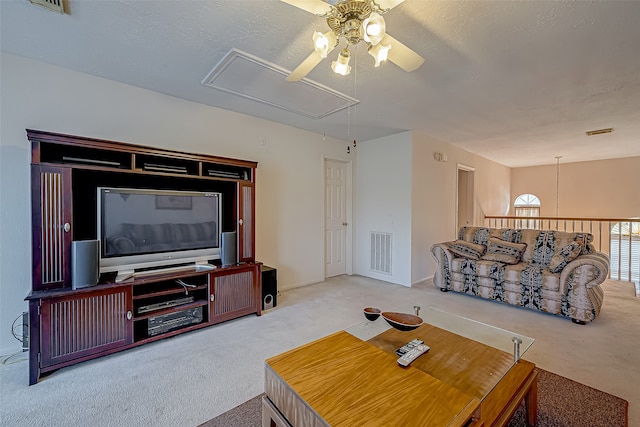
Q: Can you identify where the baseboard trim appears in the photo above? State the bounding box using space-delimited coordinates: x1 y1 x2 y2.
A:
412 275 434 288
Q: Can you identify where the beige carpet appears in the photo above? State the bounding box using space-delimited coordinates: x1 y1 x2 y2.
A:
0 276 637 426
201 367 628 426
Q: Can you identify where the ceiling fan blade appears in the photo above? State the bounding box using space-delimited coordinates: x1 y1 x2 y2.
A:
286 51 324 82
286 31 337 81
382 33 424 72
280 0 332 15
375 0 405 10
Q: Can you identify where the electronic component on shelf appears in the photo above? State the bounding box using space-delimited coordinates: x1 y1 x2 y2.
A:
147 307 203 336
143 163 188 174
207 170 241 179
62 156 121 167
138 296 194 314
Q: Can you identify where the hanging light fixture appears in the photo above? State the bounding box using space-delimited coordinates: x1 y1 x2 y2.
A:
283 0 425 81
368 42 391 66
313 31 336 58
555 156 562 217
362 12 386 45
331 48 352 76
324 1 388 75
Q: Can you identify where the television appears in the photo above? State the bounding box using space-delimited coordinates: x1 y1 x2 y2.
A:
97 187 221 282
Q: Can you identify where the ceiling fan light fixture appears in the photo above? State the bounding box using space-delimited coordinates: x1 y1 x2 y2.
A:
368 42 391 66
332 48 352 76
313 31 331 58
362 12 386 45
282 0 423 80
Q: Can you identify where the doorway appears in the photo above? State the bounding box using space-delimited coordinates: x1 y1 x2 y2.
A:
324 158 352 278
456 164 475 233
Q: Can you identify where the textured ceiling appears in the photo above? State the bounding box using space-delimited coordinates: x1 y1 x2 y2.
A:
2 0 639 167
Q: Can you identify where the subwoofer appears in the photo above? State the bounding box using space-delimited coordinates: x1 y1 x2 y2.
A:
262 265 277 310
221 231 237 266
72 240 100 289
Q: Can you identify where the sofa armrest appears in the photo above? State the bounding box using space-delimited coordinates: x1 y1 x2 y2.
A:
558 251 609 322
559 251 610 293
430 243 455 290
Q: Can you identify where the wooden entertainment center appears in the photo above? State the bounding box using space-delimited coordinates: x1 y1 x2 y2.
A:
26 129 261 385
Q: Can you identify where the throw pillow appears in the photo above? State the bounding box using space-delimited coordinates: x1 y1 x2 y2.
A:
548 241 583 273
482 237 527 265
446 240 486 260
574 233 595 254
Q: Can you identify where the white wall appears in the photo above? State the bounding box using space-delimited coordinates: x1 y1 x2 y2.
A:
354 132 413 286
411 132 512 285
355 131 512 287
511 157 640 218
0 52 351 354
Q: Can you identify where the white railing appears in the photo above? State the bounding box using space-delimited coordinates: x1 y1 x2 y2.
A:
483 216 640 285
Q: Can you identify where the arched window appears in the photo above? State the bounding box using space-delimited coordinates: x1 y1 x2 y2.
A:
514 194 540 229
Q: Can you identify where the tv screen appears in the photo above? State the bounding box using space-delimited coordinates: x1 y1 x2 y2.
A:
97 187 221 277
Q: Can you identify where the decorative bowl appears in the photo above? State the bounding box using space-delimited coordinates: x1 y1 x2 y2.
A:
381 311 423 331
363 307 381 321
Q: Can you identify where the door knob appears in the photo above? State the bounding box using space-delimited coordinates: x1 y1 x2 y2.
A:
342 222 348 226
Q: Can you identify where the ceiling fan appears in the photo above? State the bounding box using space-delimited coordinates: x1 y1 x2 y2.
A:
282 0 425 81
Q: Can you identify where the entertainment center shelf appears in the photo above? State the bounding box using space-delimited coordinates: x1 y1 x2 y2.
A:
35 130 254 181
26 129 261 385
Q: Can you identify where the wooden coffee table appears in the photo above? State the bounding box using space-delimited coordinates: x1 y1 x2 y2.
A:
263 306 537 427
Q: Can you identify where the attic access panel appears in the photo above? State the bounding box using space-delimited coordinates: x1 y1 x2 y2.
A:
202 49 358 119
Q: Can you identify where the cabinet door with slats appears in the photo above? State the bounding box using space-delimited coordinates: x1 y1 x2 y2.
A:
31 165 73 290
238 182 255 262
40 287 133 368
211 265 260 323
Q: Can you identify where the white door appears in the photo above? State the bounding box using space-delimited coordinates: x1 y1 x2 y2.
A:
325 159 347 277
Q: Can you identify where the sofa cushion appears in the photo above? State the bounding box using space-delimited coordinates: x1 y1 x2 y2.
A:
447 240 486 260
458 226 492 245
451 258 505 278
482 238 527 265
502 263 561 292
524 230 594 267
548 242 583 273
574 233 595 254
493 228 524 243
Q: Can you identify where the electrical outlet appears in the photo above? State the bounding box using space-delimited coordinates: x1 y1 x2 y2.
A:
22 311 29 352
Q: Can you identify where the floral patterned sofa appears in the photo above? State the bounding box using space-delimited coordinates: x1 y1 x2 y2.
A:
431 227 610 324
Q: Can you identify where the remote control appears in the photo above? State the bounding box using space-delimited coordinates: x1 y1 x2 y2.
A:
395 339 423 356
397 344 430 367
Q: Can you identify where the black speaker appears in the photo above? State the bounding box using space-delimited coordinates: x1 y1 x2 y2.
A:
72 240 100 290
221 231 237 266
261 265 277 310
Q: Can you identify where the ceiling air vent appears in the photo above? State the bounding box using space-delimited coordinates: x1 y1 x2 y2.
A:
30 0 65 14
585 128 613 136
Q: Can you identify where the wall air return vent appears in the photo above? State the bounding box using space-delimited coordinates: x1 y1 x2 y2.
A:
370 232 392 274
30 0 65 14
202 49 358 119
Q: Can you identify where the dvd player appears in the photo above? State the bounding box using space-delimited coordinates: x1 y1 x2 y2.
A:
138 296 194 314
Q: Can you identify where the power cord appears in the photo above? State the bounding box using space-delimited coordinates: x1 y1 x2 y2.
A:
11 313 25 345
2 351 27 365
2 314 29 365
